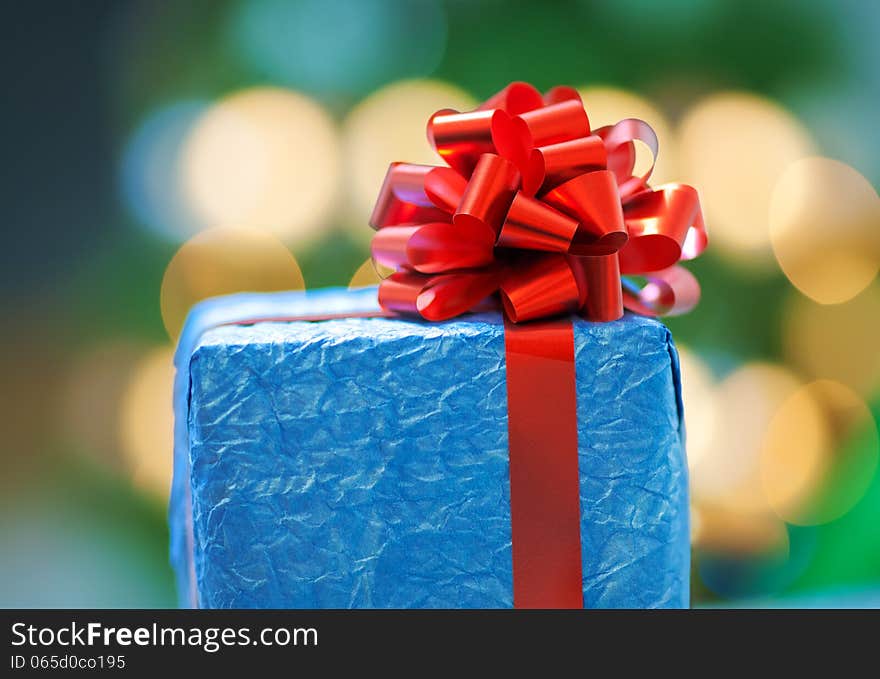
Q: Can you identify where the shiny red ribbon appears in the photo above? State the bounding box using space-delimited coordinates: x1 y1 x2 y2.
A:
370 81 707 324
504 317 583 608
369 82 707 608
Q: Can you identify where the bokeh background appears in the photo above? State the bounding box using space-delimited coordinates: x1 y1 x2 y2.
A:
3 0 879 607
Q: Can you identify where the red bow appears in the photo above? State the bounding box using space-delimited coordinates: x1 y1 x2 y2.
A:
369 81 708 323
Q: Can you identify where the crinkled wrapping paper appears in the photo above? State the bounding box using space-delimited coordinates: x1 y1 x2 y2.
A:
170 287 689 608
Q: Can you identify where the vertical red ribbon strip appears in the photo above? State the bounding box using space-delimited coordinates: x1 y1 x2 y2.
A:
504 316 583 608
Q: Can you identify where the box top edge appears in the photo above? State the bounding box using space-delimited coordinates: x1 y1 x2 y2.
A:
177 287 671 363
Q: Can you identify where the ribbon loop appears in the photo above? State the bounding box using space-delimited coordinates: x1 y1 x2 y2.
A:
500 255 581 323
542 170 628 255
622 265 701 317
371 222 495 274
596 118 660 201
618 183 706 274
371 81 707 325
378 270 500 321
370 163 452 229
524 135 607 196
497 192 579 253
518 99 591 148
542 85 582 106
423 166 468 214
428 109 503 176
477 81 545 114
453 153 520 240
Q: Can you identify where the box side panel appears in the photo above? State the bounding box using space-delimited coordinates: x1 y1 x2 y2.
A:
574 318 690 608
188 318 514 608
170 287 382 607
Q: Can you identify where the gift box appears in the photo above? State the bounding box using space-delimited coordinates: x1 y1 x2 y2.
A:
169 286 690 609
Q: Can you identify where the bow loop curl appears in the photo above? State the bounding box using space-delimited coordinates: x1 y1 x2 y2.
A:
370 81 708 323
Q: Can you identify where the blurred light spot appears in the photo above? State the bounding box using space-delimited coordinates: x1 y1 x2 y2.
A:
121 101 207 242
691 363 801 508
759 380 830 523
119 347 175 500
770 157 880 304
61 342 145 470
577 86 677 183
676 345 718 472
160 227 305 339
348 259 393 288
765 380 878 526
342 80 476 235
182 87 339 244
782 283 880 397
229 0 446 96
678 92 815 267
692 505 790 557
690 505 703 543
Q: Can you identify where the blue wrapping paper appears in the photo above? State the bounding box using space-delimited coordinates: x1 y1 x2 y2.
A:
170 287 689 608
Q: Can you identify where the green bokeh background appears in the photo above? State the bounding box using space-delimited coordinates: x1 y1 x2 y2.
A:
2 0 878 607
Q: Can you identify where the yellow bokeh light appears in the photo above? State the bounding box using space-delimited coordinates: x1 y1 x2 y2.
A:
770 156 880 304
678 92 815 267
690 505 703 543
782 283 880 397
160 227 305 339
182 87 339 244
577 86 677 184
118 346 176 500
761 379 878 525
759 380 830 523
692 505 789 557
690 363 801 507
676 345 718 472
342 79 476 234
348 258 393 288
806 380 879 523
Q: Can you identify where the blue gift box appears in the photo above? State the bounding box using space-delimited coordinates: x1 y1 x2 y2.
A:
170 287 689 608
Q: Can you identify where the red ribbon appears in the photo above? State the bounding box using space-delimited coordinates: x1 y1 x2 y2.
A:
369 81 708 608
504 317 583 608
370 81 707 325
